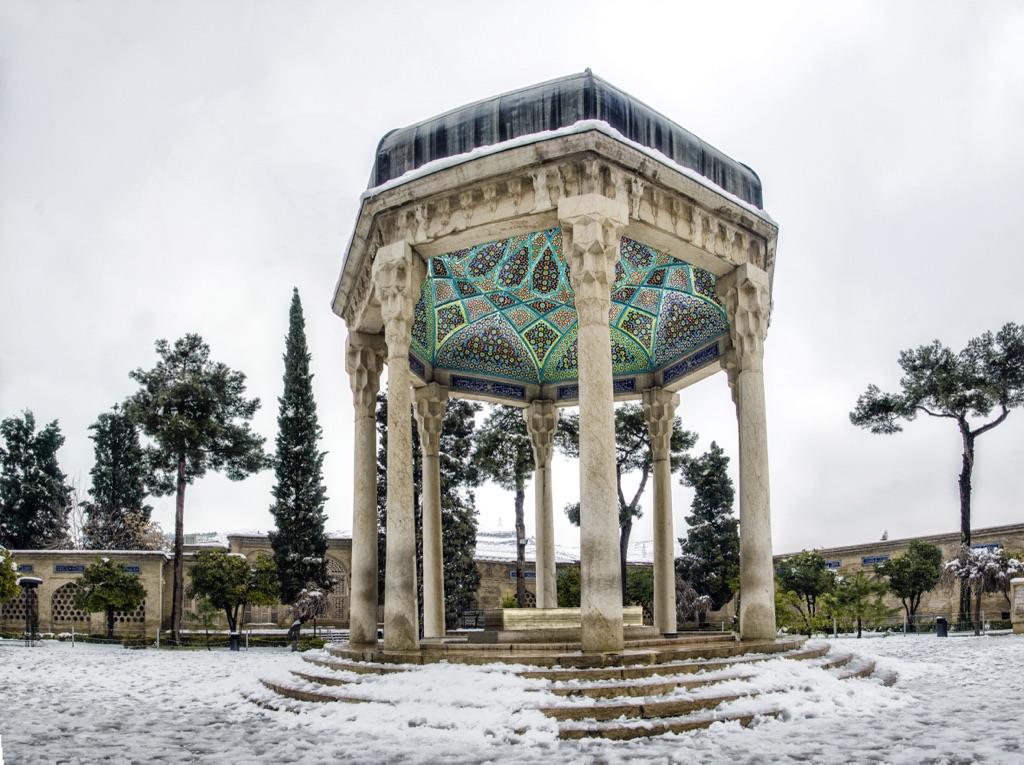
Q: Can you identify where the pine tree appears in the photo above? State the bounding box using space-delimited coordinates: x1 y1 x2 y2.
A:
0 410 71 549
82 405 153 550
676 441 740 622
126 334 267 644
268 289 331 606
376 391 482 629
73 557 148 639
472 405 534 606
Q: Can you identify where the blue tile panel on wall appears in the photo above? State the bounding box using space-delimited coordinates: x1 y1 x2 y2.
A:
662 343 721 385
450 374 526 401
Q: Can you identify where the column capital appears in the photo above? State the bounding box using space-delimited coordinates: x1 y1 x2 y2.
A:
558 194 629 326
413 383 448 457
372 240 426 359
524 400 559 468
642 387 679 461
346 332 386 418
718 263 771 374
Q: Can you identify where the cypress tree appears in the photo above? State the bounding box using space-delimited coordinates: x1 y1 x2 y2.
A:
0 410 71 549
83 405 153 550
269 289 331 605
677 441 740 619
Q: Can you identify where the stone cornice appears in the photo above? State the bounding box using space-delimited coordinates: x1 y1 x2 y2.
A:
335 130 778 335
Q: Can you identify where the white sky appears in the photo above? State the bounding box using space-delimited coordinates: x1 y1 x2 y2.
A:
1 1 1022 556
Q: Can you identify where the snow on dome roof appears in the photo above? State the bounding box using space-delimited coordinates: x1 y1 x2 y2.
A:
370 69 763 208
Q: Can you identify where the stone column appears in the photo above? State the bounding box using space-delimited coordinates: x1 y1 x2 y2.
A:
643 387 680 636
372 240 426 652
559 193 629 653
345 331 386 649
718 262 775 641
525 400 559 609
414 382 448 638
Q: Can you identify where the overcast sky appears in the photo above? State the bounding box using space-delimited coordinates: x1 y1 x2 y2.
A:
1 1 1022 558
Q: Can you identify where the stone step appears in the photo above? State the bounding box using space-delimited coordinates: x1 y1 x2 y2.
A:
290 669 354 687
303 655 410 675
541 690 757 722
258 679 372 705
544 669 752 699
811 651 853 671
517 640 822 682
558 708 782 741
831 656 876 680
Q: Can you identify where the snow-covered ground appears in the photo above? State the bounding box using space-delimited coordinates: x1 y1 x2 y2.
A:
1 634 1022 764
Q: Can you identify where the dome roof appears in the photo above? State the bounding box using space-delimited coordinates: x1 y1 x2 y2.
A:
370 70 763 208
410 228 728 389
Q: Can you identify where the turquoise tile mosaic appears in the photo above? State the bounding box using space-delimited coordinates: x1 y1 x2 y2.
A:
413 229 728 387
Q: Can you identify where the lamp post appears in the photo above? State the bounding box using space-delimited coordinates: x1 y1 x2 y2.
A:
16 576 42 646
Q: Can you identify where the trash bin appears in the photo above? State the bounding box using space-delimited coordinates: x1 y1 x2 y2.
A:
229 632 241 651
936 617 948 638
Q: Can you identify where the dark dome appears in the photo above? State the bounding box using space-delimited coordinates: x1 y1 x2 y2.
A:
370 70 763 208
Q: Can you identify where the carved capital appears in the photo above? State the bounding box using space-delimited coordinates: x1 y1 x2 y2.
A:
558 194 629 327
718 263 771 374
346 332 386 417
524 400 559 468
413 383 448 457
642 387 679 461
371 241 426 359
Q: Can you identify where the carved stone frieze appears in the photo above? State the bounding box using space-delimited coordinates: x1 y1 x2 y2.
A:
413 383 448 457
371 240 426 359
524 400 559 467
558 194 629 326
642 387 679 461
719 263 771 374
345 332 386 417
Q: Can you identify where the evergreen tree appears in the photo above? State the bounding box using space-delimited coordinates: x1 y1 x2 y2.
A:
73 557 147 639
676 441 740 623
556 403 696 602
268 289 331 605
0 546 19 605
832 571 892 638
472 405 534 606
126 334 267 644
875 539 943 631
775 549 837 637
376 391 482 629
82 405 153 550
0 410 71 549
186 549 279 634
557 565 581 607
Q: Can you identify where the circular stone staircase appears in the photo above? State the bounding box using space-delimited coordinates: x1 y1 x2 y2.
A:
251 633 896 741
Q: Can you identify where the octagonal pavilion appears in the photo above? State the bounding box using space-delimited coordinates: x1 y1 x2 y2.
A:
335 70 779 655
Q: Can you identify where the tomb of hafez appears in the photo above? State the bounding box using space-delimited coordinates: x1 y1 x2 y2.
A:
334 70 779 656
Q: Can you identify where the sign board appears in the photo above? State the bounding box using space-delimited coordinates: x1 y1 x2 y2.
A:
125 566 142 574
862 556 889 566
971 543 1002 552
54 565 86 574
509 570 537 580
17 564 33 573
825 560 841 569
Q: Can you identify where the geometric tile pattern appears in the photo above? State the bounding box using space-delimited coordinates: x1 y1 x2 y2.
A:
409 228 728 387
